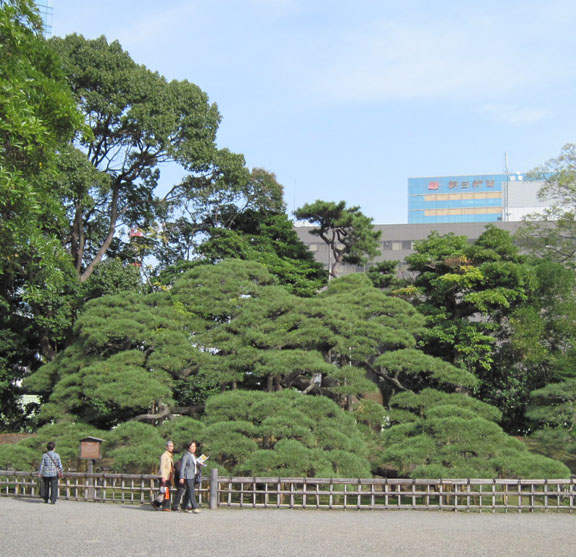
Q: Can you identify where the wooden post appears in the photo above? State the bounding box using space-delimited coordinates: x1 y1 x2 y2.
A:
87 459 95 500
209 468 218 510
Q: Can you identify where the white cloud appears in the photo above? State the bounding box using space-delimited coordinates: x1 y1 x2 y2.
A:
482 104 552 125
243 0 300 10
298 5 576 104
54 0 576 111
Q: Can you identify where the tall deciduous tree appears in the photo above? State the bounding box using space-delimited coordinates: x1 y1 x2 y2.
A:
0 0 83 429
516 144 576 267
50 33 247 282
165 192 327 296
403 227 536 406
491 260 576 432
294 200 381 279
153 167 286 268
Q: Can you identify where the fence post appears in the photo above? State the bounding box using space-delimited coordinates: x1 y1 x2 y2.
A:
87 460 95 500
209 468 219 510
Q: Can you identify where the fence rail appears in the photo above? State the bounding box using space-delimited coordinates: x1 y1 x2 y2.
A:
1 469 574 512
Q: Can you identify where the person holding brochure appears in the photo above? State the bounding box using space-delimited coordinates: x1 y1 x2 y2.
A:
179 440 207 514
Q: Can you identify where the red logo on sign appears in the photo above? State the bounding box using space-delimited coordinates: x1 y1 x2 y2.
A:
428 181 440 190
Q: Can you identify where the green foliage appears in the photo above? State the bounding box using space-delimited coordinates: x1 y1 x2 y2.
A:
18 255 570 478
105 421 163 473
516 144 576 268
0 0 84 430
375 349 478 392
527 379 576 430
317 273 476 397
24 261 280 426
80 351 174 411
487 260 576 432
200 390 371 477
49 33 255 282
373 389 569 479
294 200 381 279
25 259 482 430
366 261 402 291
24 290 188 427
0 422 104 471
197 210 326 296
80 259 143 301
171 259 278 323
525 428 576 474
0 443 38 471
158 416 206 454
353 399 390 433
389 389 502 422
402 226 541 428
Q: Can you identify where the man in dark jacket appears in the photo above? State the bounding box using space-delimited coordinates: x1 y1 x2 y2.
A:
171 450 186 511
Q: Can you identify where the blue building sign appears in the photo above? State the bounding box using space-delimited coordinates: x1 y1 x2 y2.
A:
408 174 508 224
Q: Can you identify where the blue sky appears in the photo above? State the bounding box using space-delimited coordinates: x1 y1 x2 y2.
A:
50 0 576 223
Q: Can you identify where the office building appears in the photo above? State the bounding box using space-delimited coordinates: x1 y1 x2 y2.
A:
408 173 549 224
295 221 525 276
296 171 553 276
35 1 53 36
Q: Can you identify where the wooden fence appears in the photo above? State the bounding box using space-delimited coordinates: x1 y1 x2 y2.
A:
1 469 574 512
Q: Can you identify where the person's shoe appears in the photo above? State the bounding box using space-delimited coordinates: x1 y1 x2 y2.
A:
184 508 192 513
192 508 201 514
50 501 56 505
151 502 161 511
162 508 171 512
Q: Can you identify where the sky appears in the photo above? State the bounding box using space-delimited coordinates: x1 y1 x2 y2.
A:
49 0 576 224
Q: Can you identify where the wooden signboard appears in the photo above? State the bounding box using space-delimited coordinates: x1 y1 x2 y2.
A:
79 436 103 460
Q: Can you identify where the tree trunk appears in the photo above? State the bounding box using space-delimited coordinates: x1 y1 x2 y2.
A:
79 182 121 282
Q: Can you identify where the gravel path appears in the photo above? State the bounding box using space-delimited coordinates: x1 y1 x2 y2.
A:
1 497 575 556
